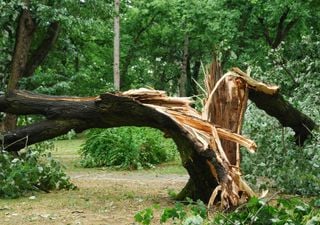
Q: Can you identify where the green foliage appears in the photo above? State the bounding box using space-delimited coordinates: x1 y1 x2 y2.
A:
242 106 320 195
135 197 319 225
80 127 177 169
0 141 75 198
160 200 207 224
241 31 320 196
134 199 207 225
212 197 320 225
134 207 154 225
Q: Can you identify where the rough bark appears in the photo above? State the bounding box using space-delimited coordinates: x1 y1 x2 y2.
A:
249 89 316 145
0 90 231 204
4 9 35 131
2 8 60 132
230 67 316 145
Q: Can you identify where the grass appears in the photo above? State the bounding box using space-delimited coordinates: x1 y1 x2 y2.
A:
0 138 187 225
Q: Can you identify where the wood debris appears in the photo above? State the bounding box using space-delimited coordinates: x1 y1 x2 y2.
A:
119 65 278 209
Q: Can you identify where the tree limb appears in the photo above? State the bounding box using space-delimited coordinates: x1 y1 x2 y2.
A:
23 21 60 77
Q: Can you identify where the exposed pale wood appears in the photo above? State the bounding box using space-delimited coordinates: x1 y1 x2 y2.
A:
202 61 255 208
231 68 279 95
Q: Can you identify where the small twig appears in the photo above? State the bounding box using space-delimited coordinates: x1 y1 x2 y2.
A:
24 135 29 151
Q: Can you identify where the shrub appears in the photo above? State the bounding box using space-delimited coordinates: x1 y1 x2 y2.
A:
0 141 75 198
80 127 178 169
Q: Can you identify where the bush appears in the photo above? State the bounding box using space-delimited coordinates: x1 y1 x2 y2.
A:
80 127 178 169
0 141 75 198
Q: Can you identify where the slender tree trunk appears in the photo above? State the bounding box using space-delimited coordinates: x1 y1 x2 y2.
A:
3 8 35 131
179 35 189 96
113 0 120 90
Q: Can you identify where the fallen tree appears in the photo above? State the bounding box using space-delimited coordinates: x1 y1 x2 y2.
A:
0 65 316 208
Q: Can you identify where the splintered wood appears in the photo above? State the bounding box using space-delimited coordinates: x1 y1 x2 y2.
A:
121 67 276 209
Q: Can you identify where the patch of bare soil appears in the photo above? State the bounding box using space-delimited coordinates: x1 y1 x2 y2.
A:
0 171 188 225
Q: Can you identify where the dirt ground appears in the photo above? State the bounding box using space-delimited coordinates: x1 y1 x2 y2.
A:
0 169 188 225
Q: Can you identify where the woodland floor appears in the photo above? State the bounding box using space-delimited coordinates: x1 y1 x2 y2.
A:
0 139 188 225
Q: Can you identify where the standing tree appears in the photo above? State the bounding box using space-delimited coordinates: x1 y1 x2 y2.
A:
114 0 120 90
1 1 60 132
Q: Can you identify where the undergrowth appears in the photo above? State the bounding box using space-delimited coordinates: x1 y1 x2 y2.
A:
134 197 320 225
80 127 178 169
0 141 75 198
241 106 320 196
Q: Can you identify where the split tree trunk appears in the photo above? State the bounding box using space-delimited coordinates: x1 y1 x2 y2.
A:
0 86 257 207
203 61 248 166
0 67 316 207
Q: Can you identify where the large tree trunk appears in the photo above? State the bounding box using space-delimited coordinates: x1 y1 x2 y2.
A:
0 67 316 208
0 86 257 208
203 62 248 166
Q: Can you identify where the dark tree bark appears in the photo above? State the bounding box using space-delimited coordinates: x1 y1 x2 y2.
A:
4 8 36 131
231 67 316 146
249 90 316 145
0 90 225 203
2 7 60 132
0 78 316 205
23 21 60 77
258 8 298 49
179 35 189 97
